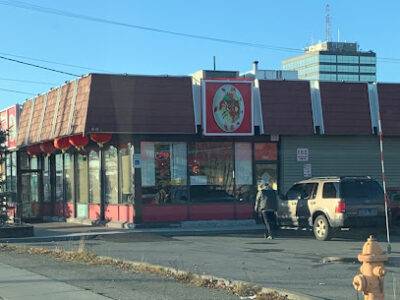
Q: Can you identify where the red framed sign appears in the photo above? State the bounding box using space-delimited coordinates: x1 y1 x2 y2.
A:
202 80 254 136
0 104 20 149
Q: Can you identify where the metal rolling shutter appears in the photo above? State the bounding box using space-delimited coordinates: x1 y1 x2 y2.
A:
280 136 382 193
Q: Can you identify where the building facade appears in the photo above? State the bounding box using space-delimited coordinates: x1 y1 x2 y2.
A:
282 41 376 82
2 72 400 225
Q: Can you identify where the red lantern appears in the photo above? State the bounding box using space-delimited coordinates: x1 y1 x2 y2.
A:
40 141 56 156
69 134 89 151
26 144 42 157
54 137 71 153
90 133 112 148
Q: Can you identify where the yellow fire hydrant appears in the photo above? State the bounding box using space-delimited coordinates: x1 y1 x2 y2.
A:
353 235 388 300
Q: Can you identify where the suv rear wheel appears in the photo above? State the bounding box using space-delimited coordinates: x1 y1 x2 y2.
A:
313 215 331 241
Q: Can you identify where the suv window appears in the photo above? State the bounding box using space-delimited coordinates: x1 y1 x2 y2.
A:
340 179 383 203
286 183 317 200
323 182 339 198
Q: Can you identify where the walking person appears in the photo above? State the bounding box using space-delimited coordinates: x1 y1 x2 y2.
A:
254 180 276 239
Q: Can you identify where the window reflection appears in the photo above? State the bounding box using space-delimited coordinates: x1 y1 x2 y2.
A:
141 142 188 205
105 146 118 204
64 153 74 203
119 144 134 204
189 142 234 203
77 153 88 204
55 154 63 202
89 150 100 204
43 156 50 203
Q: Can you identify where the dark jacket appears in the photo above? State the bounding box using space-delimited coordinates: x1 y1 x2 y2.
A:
254 188 277 213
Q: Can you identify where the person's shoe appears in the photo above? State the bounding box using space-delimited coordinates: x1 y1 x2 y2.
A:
267 235 273 240
263 233 268 239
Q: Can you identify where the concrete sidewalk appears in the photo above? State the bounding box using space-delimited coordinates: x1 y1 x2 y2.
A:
0 262 111 300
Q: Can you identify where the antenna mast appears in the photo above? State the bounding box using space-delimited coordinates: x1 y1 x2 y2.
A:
326 4 330 42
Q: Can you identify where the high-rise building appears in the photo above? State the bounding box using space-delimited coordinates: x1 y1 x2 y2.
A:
282 41 376 82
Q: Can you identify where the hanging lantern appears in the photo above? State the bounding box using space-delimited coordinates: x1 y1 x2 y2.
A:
40 141 56 156
90 133 112 148
54 137 71 153
69 134 89 151
26 144 42 157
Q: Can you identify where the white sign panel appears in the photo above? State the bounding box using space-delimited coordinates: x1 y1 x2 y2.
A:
303 163 312 178
297 148 309 162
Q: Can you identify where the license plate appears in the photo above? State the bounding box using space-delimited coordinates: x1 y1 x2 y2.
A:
358 208 377 216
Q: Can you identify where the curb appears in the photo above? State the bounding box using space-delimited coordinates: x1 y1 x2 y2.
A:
93 254 323 300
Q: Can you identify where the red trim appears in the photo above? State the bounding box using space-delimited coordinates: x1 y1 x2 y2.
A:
190 204 234 220
89 204 101 220
118 205 134 223
142 205 188 222
236 203 254 219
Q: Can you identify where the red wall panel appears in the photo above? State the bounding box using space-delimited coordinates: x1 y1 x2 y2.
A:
42 203 51 216
142 205 188 222
105 205 119 221
89 204 101 220
189 204 234 220
236 203 254 219
118 205 134 223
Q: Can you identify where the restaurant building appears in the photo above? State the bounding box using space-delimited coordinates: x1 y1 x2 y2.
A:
3 71 400 225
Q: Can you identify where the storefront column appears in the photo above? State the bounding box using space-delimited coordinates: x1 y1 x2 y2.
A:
38 155 44 217
16 151 22 221
100 148 105 221
133 139 142 224
49 154 56 217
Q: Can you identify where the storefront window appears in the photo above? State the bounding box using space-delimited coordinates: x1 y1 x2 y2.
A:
43 156 51 203
5 152 17 195
119 144 134 204
5 153 11 192
55 154 63 202
235 143 254 202
76 153 89 204
89 150 100 204
11 152 16 192
105 146 118 205
30 157 39 203
188 142 234 203
64 153 74 203
141 142 187 205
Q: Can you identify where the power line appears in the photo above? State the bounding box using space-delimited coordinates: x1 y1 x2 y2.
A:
0 0 303 54
0 51 111 73
0 55 80 77
0 77 58 85
4 1 400 64
0 87 36 96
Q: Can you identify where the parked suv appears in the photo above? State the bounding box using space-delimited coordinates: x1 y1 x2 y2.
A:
276 176 386 241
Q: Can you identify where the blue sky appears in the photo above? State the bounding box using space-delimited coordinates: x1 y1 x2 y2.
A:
0 0 399 107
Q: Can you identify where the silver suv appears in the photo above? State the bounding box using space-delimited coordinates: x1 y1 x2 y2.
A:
276 176 386 240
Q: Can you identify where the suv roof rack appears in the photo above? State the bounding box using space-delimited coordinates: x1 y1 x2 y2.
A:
307 176 340 180
339 176 372 179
